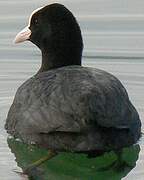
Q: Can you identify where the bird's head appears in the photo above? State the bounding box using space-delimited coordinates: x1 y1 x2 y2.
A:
14 3 83 67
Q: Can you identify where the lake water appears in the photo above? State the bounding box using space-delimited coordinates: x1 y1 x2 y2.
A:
0 0 144 179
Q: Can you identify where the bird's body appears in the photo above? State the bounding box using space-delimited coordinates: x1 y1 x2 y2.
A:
5 3 141 155
5 66 141 153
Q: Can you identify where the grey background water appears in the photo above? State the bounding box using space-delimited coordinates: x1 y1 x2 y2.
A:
0 0 144 179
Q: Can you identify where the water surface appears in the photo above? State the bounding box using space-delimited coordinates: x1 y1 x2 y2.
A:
0 1 144 179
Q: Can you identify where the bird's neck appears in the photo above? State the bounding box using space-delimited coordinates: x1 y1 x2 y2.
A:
38 50 82 73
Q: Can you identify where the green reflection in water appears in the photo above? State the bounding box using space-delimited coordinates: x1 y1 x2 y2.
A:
7 137 140 180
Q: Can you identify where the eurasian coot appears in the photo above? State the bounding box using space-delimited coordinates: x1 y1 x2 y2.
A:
5 3 141 155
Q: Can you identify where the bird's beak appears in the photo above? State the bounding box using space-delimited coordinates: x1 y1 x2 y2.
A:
14 26 31 44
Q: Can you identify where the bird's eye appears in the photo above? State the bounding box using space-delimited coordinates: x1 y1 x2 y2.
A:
33 18 38 25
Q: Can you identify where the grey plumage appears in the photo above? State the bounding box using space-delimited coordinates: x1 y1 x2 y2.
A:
5 66 141 152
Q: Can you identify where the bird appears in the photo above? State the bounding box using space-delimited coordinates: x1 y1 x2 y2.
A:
5 3 141 172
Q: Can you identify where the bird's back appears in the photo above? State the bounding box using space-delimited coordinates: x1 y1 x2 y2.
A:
5 66 141 152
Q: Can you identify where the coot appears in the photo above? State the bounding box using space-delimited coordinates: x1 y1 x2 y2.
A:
5 3 141 154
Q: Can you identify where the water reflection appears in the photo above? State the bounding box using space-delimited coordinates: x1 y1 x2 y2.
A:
7 137 140 180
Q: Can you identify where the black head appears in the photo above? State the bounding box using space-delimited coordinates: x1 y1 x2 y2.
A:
15 3 83 71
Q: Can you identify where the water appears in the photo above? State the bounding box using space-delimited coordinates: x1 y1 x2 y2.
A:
0 0 144 179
